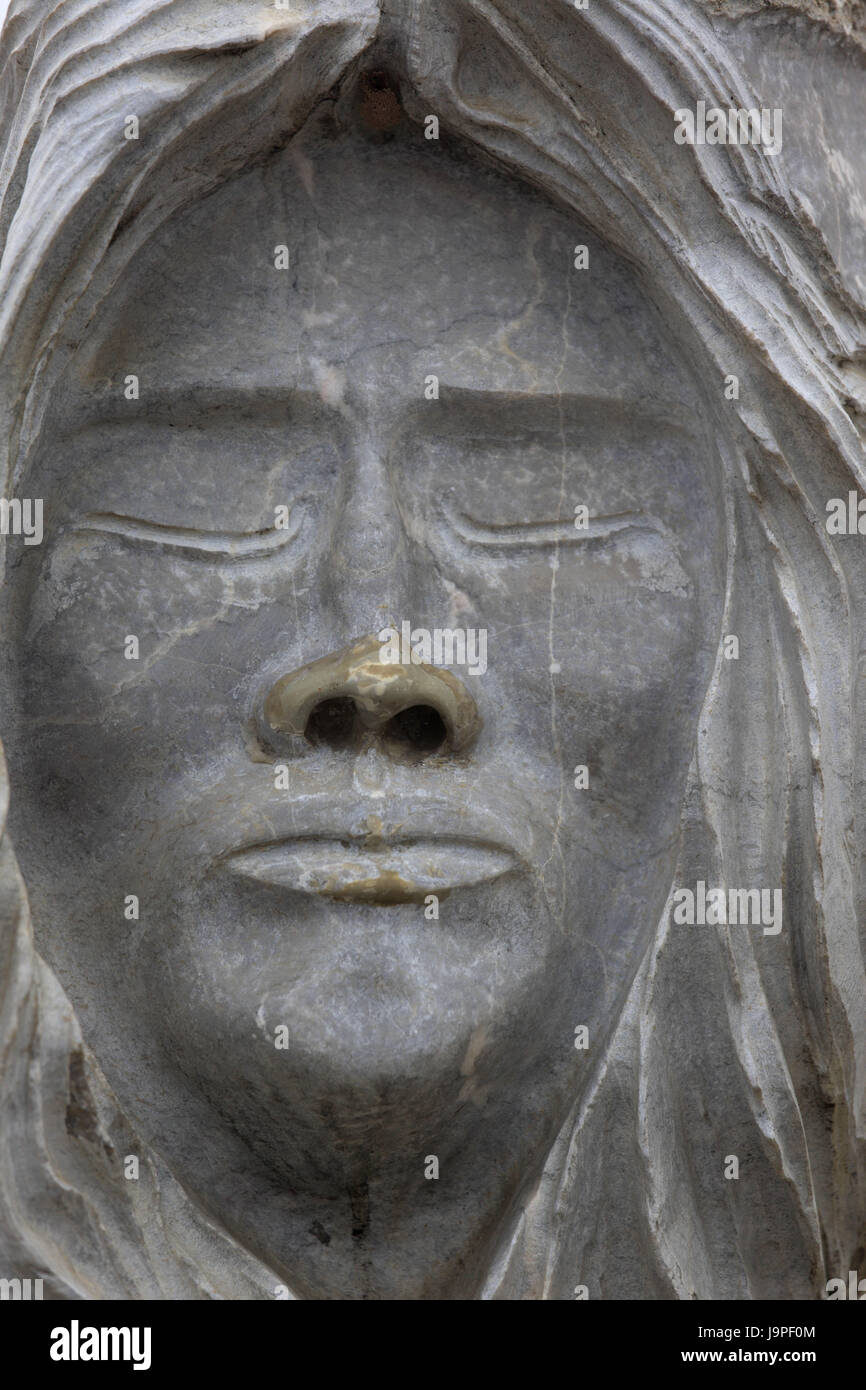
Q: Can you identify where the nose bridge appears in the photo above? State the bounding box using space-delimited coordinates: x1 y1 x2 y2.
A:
331 417 408 630
262 634 482 757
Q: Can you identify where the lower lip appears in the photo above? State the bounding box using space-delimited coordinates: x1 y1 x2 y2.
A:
225 837 517 903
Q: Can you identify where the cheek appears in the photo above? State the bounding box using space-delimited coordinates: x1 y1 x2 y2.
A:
473 556 711 720
567 593 715 844
471 561 716 846
2 542 275 844
14 537 278 737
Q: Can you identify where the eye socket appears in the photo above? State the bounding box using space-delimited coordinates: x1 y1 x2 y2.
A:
71 506 304 561
439 495 692 596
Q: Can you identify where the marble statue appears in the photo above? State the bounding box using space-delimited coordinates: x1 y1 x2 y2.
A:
0 0 864 1300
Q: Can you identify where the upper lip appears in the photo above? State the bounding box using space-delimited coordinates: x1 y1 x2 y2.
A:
218 797 524 859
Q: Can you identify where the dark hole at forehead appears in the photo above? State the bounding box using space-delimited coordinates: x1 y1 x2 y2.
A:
359 69 404 133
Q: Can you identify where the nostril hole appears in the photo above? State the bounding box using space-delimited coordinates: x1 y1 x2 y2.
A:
385 705 447 754
305 697 357 748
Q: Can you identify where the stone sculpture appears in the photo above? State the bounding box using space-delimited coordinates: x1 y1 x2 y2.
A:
0 0 864 1300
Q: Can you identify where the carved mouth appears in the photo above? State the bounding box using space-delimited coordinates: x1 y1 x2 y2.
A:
224 835 518 903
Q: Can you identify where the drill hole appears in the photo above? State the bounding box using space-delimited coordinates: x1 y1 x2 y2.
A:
385 705 447 754
305 697 357 749
359 69 403 132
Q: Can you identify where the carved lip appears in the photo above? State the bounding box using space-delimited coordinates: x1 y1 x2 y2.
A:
224 833 519 903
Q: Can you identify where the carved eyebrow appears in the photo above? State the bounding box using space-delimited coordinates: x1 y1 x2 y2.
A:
73 508 302 559
59 385 333 434
419 387 699 435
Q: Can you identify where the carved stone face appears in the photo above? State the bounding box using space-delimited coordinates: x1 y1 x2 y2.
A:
0 108 726 1293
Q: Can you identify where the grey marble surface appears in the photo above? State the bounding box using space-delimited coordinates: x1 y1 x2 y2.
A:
0 0 863 1300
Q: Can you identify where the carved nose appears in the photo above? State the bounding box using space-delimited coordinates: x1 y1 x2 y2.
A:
262 634 481 759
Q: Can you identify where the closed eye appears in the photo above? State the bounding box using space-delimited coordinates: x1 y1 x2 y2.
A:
444 497 661 553
72 506 304 560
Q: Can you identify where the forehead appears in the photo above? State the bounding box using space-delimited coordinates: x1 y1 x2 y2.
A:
76 117 697 412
